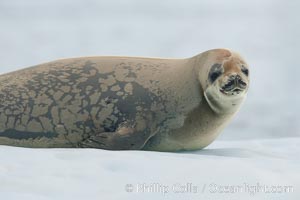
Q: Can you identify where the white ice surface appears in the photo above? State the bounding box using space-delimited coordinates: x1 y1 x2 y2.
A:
0 0 299 199
0 138 299 200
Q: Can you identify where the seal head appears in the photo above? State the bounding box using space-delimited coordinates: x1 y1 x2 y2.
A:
199 49 250 114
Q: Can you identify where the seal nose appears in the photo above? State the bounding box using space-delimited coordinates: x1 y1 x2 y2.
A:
222 74 247 92
234 75 247 89
223 78 235 91
234 75 240 86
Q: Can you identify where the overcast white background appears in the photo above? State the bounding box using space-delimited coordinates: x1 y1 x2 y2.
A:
0 1 299 199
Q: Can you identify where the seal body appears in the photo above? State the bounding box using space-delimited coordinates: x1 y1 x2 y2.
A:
0 49 249 151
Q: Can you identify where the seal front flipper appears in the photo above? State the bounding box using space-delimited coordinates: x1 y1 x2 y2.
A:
78 121 152 150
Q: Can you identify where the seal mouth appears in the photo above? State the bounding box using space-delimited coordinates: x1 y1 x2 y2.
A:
220 87 244 95
220 75 247 96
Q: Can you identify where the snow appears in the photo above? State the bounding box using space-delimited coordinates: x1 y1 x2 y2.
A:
0 0 299 199
0 138 299 199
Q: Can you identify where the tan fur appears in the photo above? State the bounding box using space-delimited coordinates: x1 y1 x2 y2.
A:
144 49 250 151
0 49 249 151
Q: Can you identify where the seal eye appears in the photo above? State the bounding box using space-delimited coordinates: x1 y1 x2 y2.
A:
210 71 222 83
241 65 249 76
209 63 223 83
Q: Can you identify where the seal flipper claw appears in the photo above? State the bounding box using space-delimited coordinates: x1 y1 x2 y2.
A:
78 139 106 148
79 127 150 150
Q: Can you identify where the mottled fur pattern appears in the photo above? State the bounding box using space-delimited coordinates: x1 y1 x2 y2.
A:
0 49 249 151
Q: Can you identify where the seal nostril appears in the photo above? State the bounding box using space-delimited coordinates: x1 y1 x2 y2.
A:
238 79 247 88
223 79 235 91
229 80 235 85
